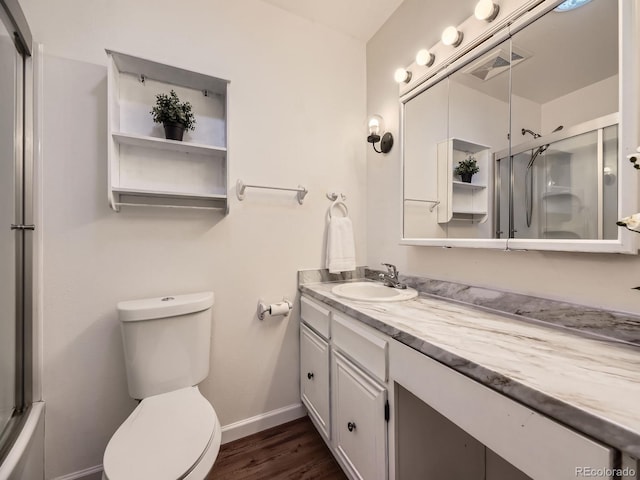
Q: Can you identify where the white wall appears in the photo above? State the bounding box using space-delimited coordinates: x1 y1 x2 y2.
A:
541 75 618 132
367 0 640 314
20 0 367 477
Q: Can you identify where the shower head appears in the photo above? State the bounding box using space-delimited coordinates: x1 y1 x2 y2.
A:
537 126 563 155
522 128 541 139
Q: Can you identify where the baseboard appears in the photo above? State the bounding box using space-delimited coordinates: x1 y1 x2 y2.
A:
51 464 103 480
221 403 306 444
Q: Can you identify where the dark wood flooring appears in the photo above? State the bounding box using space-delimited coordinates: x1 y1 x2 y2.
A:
206 416 347 480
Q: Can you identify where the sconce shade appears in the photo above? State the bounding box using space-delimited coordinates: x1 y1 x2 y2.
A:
442 26 463 47
475 0 500 21
367 115 393 154
416 49 435 67
394 68 412 84
368 115 382 136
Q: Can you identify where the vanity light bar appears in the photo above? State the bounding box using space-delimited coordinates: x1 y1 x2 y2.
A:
395 1 502 84
394 0 554 96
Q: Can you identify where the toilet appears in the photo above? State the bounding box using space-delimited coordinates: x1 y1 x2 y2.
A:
102 292 221 480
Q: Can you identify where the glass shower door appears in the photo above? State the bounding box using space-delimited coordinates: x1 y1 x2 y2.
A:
0 18 18 436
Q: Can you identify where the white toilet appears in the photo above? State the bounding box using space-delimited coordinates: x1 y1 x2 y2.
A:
102 292 221 480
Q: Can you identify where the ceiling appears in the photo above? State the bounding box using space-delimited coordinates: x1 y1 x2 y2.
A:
261 0 405 42
453 0 617 105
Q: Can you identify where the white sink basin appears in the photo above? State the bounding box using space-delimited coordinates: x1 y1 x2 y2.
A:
331 282 418 302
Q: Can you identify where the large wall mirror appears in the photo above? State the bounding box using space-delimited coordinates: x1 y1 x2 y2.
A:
401 0 637 252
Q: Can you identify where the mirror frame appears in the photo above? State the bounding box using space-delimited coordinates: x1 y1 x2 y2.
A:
399 0 638 253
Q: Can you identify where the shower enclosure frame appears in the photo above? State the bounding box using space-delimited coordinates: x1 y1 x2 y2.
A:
493 113 619 240
0 0 34 466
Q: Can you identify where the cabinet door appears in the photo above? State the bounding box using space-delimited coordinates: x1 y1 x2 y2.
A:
301 323 330 440
332 351 387 480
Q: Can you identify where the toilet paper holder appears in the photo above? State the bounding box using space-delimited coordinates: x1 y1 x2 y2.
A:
257 298 293 320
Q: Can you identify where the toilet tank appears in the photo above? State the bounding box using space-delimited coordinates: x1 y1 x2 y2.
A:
117 292 214 399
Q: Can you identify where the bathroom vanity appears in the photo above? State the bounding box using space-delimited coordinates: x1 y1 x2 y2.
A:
298 276 640 480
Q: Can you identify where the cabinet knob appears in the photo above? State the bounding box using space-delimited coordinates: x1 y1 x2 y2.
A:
307 372 314 380
347 421 356 432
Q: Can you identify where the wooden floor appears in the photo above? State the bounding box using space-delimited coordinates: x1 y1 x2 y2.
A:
206 416 347 480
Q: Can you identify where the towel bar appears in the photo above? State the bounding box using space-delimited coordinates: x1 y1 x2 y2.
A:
236 179 308 204
404 198 440 212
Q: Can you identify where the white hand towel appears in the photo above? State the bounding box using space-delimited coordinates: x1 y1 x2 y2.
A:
326 216 356 274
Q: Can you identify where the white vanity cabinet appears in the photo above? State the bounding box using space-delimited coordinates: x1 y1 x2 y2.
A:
332 350 387 480
300 323 330 440
300 296 389 480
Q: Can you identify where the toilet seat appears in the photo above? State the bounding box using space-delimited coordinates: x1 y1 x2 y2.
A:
103 386 218 480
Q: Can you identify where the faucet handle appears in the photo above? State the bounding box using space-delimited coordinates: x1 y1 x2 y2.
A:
381 263 398 277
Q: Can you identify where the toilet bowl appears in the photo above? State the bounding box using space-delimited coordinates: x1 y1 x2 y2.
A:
103 387 221 480
103 292 220 480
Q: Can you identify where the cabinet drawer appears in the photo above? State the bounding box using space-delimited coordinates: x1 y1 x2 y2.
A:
301 296 331 339
301 323 330 440
332 350 387 480
333 314 388 382
390 339 615 480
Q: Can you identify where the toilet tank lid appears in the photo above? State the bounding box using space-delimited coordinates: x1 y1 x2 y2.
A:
118 292 214 322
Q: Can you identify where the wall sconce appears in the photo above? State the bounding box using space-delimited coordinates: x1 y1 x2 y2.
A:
475 0 500 22
442 26 463 47
416 49 435 67
367 115 393 154
394 68 412 84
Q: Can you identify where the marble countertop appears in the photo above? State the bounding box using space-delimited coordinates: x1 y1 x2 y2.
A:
300 280 640 458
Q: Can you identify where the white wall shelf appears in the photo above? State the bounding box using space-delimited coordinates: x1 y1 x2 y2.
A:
112 132 227 156
111 187 227 201
452 210 488 215
107 50 230 213
452 181 487 191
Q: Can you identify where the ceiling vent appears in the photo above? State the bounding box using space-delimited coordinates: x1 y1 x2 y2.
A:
464 46 530 81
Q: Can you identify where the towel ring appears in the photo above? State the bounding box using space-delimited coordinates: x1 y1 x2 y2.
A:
329 199 348 218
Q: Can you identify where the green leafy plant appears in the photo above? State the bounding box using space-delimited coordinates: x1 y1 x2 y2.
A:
454 155 480 176
150 90 196 130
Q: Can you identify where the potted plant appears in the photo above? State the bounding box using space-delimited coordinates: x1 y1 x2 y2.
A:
454 155 479 183
150 90 196 141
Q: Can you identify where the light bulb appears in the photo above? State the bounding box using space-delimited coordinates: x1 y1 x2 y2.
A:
416 49 435 67
442 26 463 47
394 68 412 84
475 0 500 22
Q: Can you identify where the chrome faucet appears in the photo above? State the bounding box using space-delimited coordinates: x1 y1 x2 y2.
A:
379 263 407 289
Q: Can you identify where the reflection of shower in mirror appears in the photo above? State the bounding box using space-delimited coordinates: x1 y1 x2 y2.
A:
494 116 619 241
524 126 564 227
